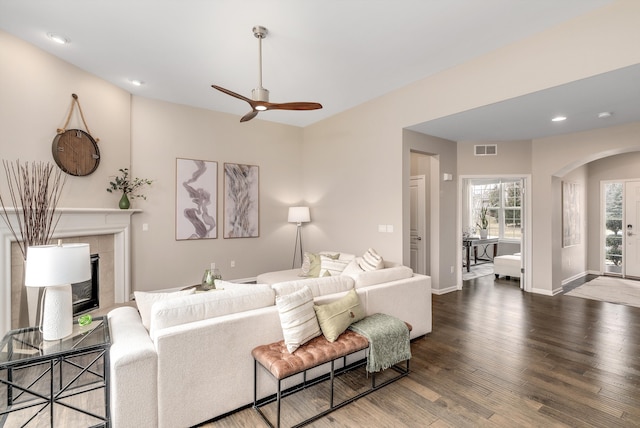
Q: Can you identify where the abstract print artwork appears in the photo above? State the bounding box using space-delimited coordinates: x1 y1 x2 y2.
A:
223 163 259 238
176 158 217 240
562 181 580 248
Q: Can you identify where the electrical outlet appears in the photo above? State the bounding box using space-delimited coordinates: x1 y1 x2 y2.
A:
230 260 236 267
387 225 394 233
378 224 387 233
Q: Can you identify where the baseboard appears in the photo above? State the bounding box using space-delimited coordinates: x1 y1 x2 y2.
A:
531 287 556 296
561 271 589 286
431 285 458 295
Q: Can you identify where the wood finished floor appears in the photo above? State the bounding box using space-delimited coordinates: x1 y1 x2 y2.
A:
205 275 640 428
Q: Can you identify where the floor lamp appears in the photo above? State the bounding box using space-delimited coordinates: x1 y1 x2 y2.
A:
288 206 310 268
25 242 91 341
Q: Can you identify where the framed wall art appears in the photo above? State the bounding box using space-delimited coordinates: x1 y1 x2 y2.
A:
176 158 217 240
562 181 580 248
223 163 259 238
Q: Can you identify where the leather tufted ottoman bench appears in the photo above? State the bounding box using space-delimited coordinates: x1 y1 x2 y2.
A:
252 325 411 428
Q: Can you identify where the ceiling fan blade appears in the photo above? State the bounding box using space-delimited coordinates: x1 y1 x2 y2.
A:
211 85 253 104
240 110 259 122
266 102 323 111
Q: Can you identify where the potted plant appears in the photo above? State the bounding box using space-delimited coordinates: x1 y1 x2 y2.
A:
476 206 489 239
106 168 153 209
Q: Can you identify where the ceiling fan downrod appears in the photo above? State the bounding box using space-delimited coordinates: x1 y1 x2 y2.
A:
252 26 269 105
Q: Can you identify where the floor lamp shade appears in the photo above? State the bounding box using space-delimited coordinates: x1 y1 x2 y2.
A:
288 206 310 225
25 243 91 340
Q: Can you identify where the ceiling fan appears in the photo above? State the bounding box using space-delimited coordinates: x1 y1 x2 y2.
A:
212 26 322 122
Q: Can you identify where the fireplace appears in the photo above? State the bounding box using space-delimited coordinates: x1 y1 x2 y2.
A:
72 253 100 315
1 208 138 336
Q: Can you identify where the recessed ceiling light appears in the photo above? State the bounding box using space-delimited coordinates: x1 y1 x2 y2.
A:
551 115 567 122
598 111 613 119
129 79 144 87
46 32 69 45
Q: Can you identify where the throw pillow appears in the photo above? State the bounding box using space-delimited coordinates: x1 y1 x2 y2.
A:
341 258 364 276
319 255 350 277
275 286 322 353
134 289 196 330
314 289 366 342
299 252 314 277
358 248 384 271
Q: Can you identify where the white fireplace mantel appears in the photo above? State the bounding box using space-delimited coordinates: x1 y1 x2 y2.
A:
1 208 140 336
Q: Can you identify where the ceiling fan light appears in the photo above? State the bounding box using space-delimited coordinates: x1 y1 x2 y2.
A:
252 87 269 103
255 105 267 111
47 32 69 44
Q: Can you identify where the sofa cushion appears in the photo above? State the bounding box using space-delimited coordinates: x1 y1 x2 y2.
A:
347 265 414 288
134 289 196 330
314 289 365 342
272 275 355 298
276 286 322 353
149 284 275 339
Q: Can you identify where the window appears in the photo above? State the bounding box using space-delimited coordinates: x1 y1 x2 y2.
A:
467 178 522 240
604 182 622 274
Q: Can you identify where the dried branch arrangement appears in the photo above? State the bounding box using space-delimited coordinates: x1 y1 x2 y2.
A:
0 160 66 259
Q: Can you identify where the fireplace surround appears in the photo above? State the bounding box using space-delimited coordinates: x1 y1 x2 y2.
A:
1 208 138 336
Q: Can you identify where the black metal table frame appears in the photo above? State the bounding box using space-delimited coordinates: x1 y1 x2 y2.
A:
0 322 111 427
253 349 409 428
463 238 499 272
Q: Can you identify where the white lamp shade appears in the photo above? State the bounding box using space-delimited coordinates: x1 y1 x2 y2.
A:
288 206 310 224
25 243 91 288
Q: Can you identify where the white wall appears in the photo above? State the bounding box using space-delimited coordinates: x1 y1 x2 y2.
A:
532 122 640 294
3 0 640 296
130 97 304 290
457 140 532 175
0 30 130 207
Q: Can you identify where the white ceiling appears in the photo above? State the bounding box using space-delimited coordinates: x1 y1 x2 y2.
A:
3 0 635 141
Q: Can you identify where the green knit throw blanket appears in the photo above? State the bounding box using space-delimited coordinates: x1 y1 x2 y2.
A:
348 313 411 373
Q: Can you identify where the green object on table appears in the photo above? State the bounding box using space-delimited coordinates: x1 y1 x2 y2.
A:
78 314 92 326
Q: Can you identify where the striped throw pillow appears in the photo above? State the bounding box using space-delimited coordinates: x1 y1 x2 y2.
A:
319 255 350 277
275 286 321 353
358 248 384 271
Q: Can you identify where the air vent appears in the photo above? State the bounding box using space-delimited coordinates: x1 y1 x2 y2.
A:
474 144 497 156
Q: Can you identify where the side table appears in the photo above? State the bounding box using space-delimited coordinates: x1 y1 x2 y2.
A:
0 317 111 427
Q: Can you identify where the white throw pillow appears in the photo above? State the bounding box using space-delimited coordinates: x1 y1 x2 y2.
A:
341 258 364 276
319 255 350 277
275 286 321 353
358 248 384 271
134 289 196 330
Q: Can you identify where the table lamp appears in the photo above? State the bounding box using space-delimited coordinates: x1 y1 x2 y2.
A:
25 242 91 341
288 206 310 268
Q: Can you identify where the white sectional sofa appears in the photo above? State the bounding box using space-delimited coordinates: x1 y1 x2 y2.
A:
107 254 432 428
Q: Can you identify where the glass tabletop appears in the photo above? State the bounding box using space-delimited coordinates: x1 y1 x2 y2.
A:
0 316 110 367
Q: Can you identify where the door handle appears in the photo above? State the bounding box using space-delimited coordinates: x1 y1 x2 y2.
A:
417 236 422 240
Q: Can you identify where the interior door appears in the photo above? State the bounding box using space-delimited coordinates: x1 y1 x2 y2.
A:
624 181 640 277
410 175 426 274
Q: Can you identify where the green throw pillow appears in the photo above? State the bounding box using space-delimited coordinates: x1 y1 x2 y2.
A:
314 289 365 342
307 252 338 278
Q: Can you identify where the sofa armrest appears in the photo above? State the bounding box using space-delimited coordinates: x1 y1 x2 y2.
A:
363 274 432 338
108 306 158 428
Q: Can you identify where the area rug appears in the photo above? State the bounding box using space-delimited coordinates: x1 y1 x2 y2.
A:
565 276 640 308
462 262 494 281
